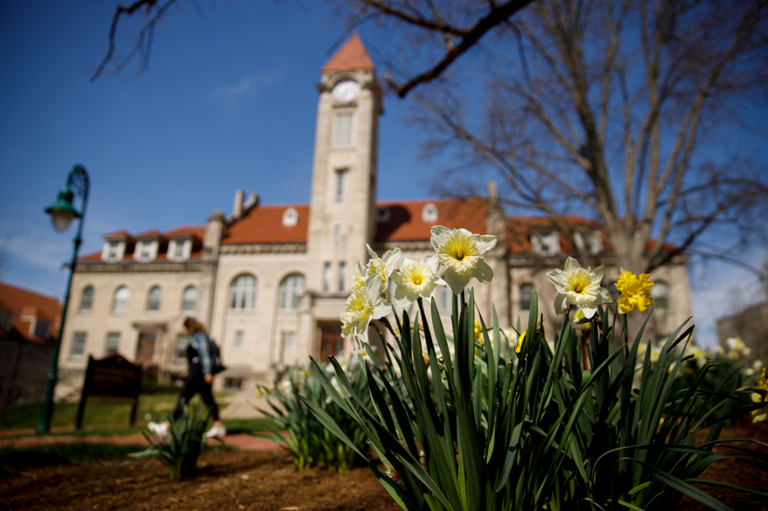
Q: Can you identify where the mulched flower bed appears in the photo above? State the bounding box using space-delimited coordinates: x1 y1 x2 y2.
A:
1 419 765 511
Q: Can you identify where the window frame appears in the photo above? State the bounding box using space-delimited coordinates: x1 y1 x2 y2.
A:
105 332 120 355
70 332 87 360
279 274 305 311
332 112 354 148
181 285 197 313
146 286 162 312
229 274 258 311
112 286 129 314
519 283 534 312
79 286 94 312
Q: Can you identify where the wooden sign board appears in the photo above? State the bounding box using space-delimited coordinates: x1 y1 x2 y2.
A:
75 353 142 430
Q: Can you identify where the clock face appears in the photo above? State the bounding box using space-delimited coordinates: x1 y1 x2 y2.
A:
332 79 360 103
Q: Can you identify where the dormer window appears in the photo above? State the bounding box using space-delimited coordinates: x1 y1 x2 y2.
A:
101 240 125 262
168 239 190 261
377 207 390 222
136 240 157 262
173 240 184 258
532 232 560 256
422 203 438 222
283 208 299 226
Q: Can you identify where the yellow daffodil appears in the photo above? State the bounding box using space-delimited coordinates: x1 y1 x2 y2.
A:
546 257 612 319
616 268 654 314
515 331 526 354
391 255 446 303
474 320 483 343
573 309 593 333
365 244 401 294
430 226 497 295
341 275 392 344
751 368 768 423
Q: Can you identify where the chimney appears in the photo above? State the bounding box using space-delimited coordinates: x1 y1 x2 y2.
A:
243 192 259 212
204 210 225 252
487 180 498 203
233 189 244 220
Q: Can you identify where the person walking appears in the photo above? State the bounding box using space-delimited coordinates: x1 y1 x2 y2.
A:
148 317 226 439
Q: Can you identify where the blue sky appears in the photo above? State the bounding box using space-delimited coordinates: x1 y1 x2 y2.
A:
0 1 764 348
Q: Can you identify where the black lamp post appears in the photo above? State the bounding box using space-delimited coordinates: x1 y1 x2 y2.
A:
37 164 89 434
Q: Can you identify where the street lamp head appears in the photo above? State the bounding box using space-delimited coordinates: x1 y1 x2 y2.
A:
45 186 81 232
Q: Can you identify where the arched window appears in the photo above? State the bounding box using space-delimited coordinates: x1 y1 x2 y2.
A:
520 284 534 311
146 286 162 311
112 286 129 313
652 281 669 311
230 274 257 310
79 286 94 312
181 286 197 313
279 274 305 311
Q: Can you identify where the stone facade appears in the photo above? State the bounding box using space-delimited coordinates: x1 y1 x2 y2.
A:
56 34 693 397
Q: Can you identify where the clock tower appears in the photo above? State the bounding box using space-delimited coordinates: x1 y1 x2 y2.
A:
306 33 382 301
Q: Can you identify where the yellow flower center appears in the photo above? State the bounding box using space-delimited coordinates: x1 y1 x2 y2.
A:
454 248 465 261
412 274 424 286
573 282 585 294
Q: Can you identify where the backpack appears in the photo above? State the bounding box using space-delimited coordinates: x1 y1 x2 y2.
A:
207 337 226 375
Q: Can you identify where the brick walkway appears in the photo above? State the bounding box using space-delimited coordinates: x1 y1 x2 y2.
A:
0 431 286 451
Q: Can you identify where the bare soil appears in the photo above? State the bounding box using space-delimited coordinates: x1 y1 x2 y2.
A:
1 420 766 511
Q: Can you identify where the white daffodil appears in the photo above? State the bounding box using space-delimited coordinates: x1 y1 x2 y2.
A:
351 262 366 292
430 226 497 295
546 257 612 319
365 245 401 294
340 274 392 344
391 255 445 303
726 337 751 358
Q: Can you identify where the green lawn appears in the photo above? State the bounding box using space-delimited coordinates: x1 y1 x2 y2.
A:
0 393 271 437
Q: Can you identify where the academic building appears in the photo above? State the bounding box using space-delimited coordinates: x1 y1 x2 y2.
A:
55 34 692 398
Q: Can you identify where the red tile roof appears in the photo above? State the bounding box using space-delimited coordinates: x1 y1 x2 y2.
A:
223 205 310 245
165 226 206 239
78 225 206 262
0 281 61 344
103 230 132 240
374 198 488 242
321 32 375 72
133 229 163 239
221 198 489 245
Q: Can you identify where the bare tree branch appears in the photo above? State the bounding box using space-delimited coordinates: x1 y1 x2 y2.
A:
91 0 179 82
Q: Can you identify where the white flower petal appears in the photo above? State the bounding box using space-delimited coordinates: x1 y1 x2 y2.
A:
443 268 470 295
547 269 569 289
593 265 604 282
475 235 497 254
580 306 597 319
554 293 567 315
564 257 581 273
473 260 494 283
597 287 613 303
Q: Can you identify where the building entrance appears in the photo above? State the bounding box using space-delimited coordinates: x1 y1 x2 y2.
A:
135 332 156 365
319 324 343 361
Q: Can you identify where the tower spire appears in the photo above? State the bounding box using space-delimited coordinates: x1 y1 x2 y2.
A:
322 32 374 72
